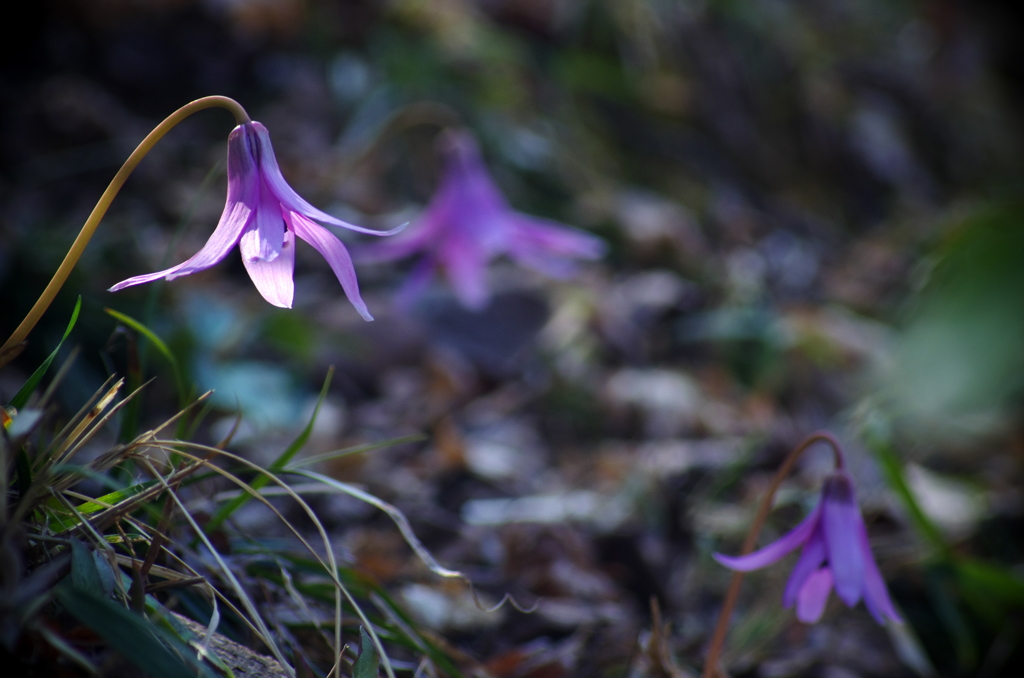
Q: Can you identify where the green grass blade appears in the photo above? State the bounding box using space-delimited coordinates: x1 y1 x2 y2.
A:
285 434 426 470
207 368 334 531
268 366 335 473
866 434 950 558
104 308 188 406
10 296 81 410
104 308 175 367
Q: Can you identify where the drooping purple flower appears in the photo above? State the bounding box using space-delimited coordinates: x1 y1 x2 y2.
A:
714 470 902 625
358 130 605 310
110 121 397 320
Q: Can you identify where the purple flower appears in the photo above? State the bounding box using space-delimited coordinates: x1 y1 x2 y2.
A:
358 130 605 310
714 470 902 625
110 121 396 320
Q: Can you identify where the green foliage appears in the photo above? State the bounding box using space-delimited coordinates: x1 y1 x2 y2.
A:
206 367 335 531
9 296 80 410
885 205 1024 433
354 626 381 678
56 582 206 678
105 307 191 408
2 335 464 676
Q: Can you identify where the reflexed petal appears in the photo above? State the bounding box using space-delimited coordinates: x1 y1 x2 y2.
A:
109 126 259 291
796 568 834 623
713 503 822 572
857 520 903 624
504 215 605 278
355 212 440 264
507 216 606 259
822 472 866 606
251 122 402 237
240 226 295 308
109 263 195 292
288 213 373 321
783 527 827 608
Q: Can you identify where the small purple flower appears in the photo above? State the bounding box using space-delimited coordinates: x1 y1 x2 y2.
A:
358 130 605 310
714 470 902 625
110 121 396 320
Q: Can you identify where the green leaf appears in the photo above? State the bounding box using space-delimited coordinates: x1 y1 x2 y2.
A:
207 368 334 531
46 480 159 519
926 564 977 671
10 296 81 410
267 366 335 474
955 558 1024 626
354 625 380 678
104 307 188 405
56 583 196 678
70 539 105 595
104 308 175 370
865 431 950 558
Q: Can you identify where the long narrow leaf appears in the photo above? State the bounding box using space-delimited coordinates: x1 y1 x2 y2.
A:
104 308 189 406
207 368 333 531
10 296 81 409
56 583 195 678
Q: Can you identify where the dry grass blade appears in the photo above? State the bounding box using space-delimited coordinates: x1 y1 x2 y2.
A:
46 376 123 467
46 460 205 539
137 456 294 676
155 441 399 678
292 469 538 615
289 470 463 580
51 380 140 468
111 554 213 595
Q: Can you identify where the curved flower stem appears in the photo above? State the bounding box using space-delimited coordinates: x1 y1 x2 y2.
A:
0 96 250 368
701 431 845 678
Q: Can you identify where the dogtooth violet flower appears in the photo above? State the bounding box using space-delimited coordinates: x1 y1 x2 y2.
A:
110 121 399 320
358 130 606 309
714 469 902 625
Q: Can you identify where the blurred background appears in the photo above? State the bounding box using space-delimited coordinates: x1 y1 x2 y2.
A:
3 1 1024 676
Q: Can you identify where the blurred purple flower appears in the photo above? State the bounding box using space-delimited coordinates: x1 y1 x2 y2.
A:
359 130 605 310
110 121 396 320
714 470 902 625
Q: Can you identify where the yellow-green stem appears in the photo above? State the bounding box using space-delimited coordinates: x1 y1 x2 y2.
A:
701 431 844 678
0 96 249 368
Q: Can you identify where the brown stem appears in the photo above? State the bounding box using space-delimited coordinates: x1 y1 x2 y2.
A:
701 431 844 678
0 96 249 368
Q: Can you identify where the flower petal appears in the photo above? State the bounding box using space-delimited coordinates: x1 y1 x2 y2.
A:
504 215 607 277
857 520 903 624
355 213 440 264
783 526 827 608
796 568 834 623
239 224 295 308
288 213 373 321
393 256 437 310
109 124 259 291
250 122 402 237
441 231 490 310
438 130 510 219
822 471 866 607
713 503 822 572
252 177 285 261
